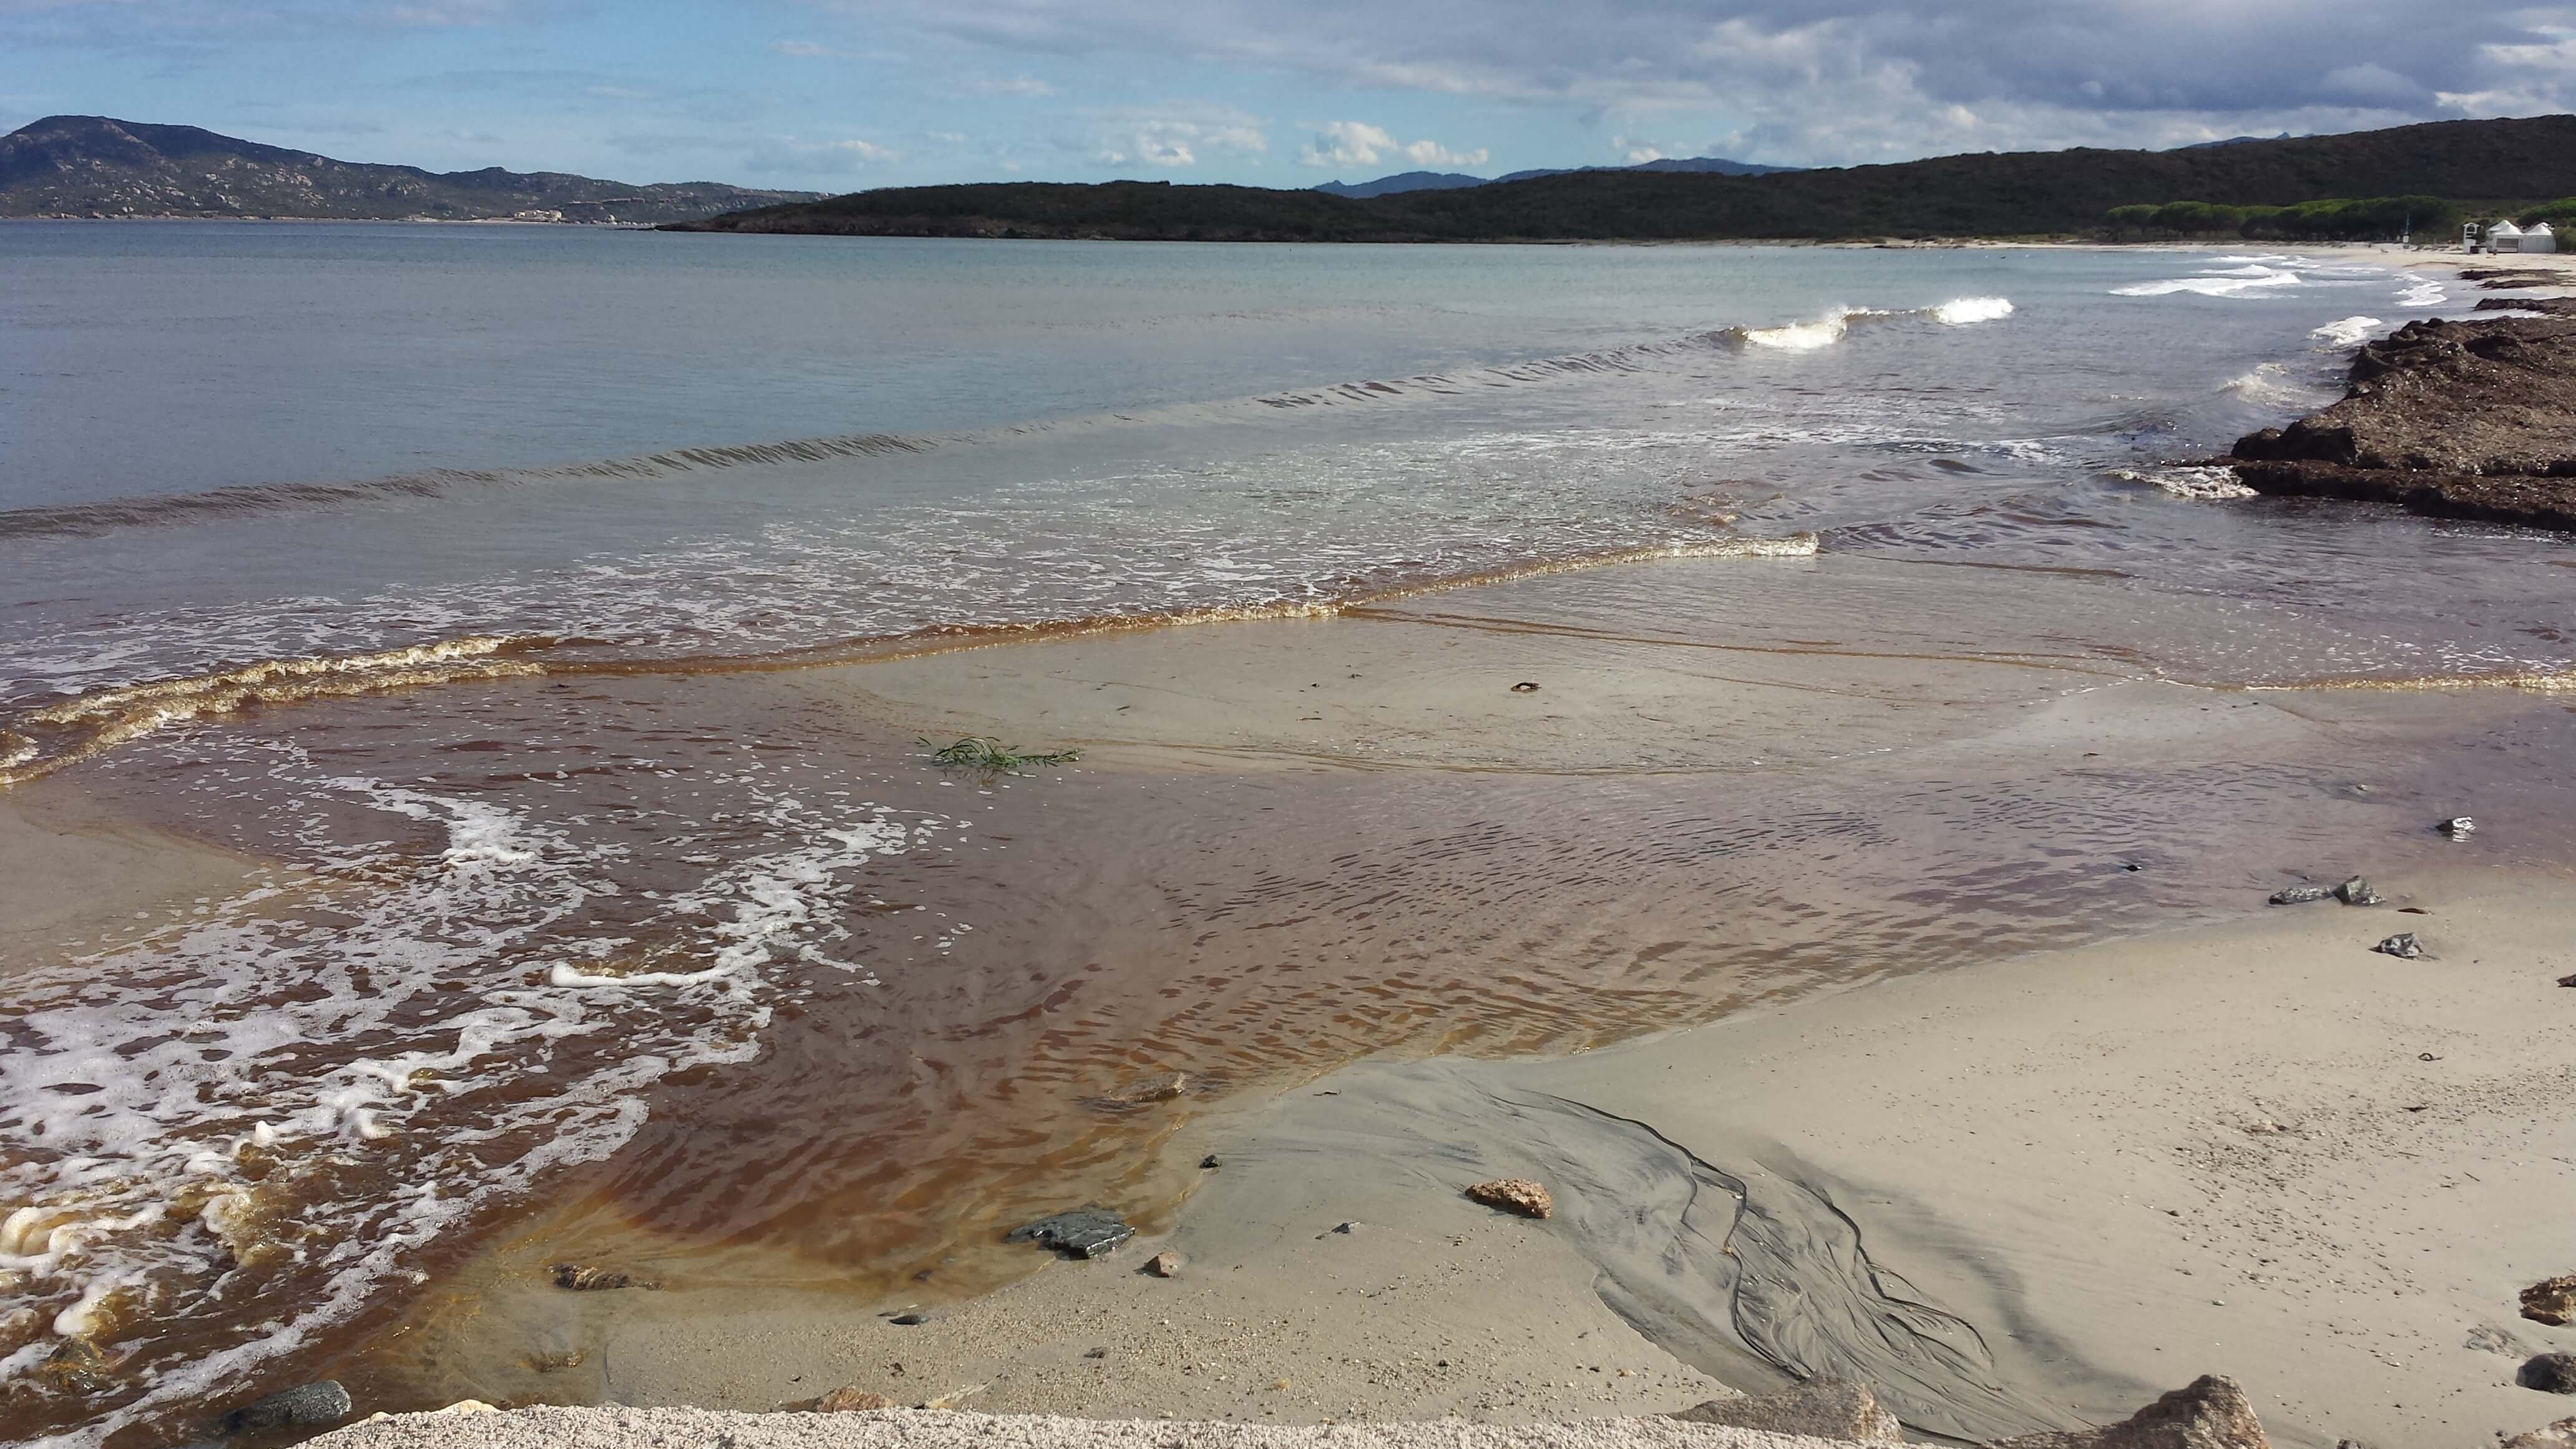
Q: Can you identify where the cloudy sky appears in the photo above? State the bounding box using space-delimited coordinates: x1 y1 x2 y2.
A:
6 1 2574 190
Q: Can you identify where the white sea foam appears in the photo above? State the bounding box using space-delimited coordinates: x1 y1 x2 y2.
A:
1741 308 1860 350
2396 280 2447 308
1931 296 2014 325
2311 316 2384 347
2112 266 2303 298
2111 466 2259 500
0 764 945 1446
2223 361 2336 410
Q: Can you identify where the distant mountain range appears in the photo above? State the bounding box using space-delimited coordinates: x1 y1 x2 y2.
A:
0 115 817 222
670 113 2576 243
1317 155 1797 198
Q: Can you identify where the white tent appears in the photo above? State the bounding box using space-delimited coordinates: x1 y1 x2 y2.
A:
2488 220 2525 253
2525 222 2559 253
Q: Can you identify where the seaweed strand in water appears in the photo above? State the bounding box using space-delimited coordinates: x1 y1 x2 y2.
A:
919 735 1081 773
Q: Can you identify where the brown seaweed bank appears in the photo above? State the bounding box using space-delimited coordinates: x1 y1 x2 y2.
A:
2231 295 2576 530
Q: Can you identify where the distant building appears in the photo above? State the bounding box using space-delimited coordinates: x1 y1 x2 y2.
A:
2487 219 2525 252
2525 222 2559 253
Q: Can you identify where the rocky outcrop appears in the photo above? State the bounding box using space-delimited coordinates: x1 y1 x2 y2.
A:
2506 1417 2576 1448
1669 1380 1903 1442
1991 1375 2270 1448
2230 298 2576 532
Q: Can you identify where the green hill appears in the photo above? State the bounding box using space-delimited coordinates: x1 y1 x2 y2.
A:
670 114 2576 243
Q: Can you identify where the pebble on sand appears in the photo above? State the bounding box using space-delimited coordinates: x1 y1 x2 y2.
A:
1146 1251 1183 1277
1464 1179 1554 1219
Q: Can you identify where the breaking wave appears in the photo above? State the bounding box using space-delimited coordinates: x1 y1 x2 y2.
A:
2 638 549 789
2310 315 2384 347
2113 265 2303 299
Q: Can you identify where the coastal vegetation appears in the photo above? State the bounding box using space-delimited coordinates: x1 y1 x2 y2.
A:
669 113 2576 243
2102 195 2459 240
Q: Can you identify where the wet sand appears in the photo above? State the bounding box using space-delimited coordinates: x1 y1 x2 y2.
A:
356 547 2576 1448
0 785 273 976
560 871 2576 1449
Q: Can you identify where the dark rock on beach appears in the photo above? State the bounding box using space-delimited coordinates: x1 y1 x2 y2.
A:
217 1380 352 1435
550 1262 651 1291
2230 296 2576 532
2527 1354 2576 1394
2373 932 2424 959
2268 884 2333 905
1670 1378 1903 1442
1992 1373 2271 1447
1006 1206 1135 1259
2333 877 2381 906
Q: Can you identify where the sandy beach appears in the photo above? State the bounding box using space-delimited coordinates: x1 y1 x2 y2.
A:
320 522 2576 1448
329 866 2576 1449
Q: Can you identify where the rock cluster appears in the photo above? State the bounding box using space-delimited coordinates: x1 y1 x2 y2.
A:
2230 299 2576 532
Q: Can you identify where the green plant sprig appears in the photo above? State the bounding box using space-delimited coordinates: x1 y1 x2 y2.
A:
918 735 1081 774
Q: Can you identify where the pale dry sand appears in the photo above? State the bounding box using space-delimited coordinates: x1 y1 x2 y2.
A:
308 1405 1861 1449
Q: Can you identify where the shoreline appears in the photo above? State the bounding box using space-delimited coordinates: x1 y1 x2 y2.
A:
547 868 2576 1449
331 544 2576 1446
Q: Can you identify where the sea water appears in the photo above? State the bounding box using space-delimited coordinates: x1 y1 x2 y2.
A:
2 227 2571 1445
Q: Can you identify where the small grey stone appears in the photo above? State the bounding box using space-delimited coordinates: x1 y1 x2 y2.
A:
2373 932 2424 959
218 1380 352 1435
2334 876 2382 905
2439 816 2476 837
2524 1353 2576 1394
1005 1207 1133 1260
2269 884 2333 905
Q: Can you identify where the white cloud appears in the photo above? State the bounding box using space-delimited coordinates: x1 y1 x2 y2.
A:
969 75 1055 97
744 135 899 174
1082 104 1267 168
1298 120 1485 169
834 0 2576 166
